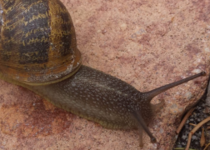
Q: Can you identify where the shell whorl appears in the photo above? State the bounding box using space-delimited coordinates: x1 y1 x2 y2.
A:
0 0 81 85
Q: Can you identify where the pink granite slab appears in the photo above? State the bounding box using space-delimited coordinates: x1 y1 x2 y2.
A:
0 0 210 150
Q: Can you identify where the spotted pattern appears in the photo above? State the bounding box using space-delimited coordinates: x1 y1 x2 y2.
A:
29 66 154 129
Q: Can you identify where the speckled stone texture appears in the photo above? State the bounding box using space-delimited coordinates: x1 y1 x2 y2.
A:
0 0 210 150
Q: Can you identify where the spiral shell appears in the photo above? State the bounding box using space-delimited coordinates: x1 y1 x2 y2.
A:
0 0 81 85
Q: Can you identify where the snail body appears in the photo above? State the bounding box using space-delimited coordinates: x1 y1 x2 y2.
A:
0 0 206 147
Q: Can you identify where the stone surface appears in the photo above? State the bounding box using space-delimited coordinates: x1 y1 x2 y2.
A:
0 0 210 150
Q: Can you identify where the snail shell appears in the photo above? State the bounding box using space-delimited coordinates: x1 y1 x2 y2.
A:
0 0 81 85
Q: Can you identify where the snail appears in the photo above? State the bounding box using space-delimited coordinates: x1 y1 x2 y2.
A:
0 0 206 148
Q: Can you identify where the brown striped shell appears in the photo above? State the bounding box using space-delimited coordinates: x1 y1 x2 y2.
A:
0 0 81 85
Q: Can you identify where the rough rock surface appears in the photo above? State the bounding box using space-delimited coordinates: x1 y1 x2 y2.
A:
0 0 210 150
